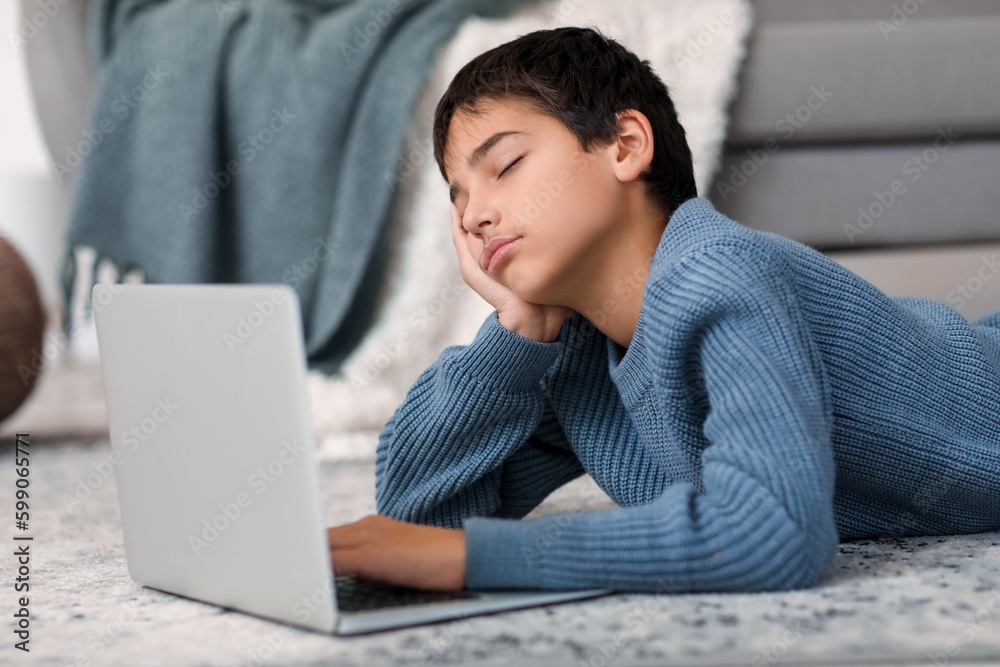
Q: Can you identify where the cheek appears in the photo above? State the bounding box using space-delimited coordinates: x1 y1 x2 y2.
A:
563 169 616 226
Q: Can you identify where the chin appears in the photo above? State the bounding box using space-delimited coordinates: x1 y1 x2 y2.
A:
508 267 560 306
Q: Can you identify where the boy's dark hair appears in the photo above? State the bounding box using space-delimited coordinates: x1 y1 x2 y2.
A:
432 25 698 220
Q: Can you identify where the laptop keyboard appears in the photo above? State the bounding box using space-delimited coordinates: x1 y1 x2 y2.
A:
334 574 479 613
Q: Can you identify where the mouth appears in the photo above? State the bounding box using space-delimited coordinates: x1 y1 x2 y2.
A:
484 238 520 274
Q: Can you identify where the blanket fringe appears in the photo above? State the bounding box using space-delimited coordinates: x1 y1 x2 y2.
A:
59 244 146 355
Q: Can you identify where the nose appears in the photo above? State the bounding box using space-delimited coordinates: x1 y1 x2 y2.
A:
461 193 500 240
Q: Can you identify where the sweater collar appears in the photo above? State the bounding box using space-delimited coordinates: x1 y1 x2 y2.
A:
606 301 651 408
652 196 730 266
605 196 723 407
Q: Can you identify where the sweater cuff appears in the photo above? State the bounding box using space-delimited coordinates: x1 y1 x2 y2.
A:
462 515 552 590
449 310 564 393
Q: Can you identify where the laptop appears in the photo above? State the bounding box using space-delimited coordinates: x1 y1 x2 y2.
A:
91 283 613 635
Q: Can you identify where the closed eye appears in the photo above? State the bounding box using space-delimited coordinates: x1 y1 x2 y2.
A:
499 155 522 179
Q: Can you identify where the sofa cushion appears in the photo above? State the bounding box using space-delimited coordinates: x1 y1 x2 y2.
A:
709 138 1000 249
726 0 1000 144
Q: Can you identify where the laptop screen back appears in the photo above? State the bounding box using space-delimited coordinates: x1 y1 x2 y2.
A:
92 283 336 633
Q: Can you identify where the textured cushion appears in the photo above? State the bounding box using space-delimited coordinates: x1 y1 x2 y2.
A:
727 0 1000 144
712 0 1000 248
750 0 999 23
710 138 1000 249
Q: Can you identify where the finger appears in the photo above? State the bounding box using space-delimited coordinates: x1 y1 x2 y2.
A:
449 203 464 240
450 207 481 286
450 207 467 256
449 204 509 311
330 547 364 576
450 204 485 262
450 206 474 265
326 523 366 549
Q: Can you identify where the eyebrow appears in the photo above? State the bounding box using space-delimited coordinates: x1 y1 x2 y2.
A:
448 130 524 203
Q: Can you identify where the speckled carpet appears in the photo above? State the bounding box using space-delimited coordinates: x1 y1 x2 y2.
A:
5 435 1000 667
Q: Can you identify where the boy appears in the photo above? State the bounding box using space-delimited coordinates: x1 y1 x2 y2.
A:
327 26 1000 593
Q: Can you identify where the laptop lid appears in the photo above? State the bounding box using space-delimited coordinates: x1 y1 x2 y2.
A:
93 283 616 636
92 283 338 634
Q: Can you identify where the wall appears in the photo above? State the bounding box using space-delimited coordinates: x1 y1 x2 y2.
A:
0 0 72 319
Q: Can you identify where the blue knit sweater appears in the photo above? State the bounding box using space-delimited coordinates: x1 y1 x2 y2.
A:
374 196 1000 593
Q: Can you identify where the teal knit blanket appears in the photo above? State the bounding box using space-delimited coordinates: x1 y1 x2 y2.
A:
59 0 538 374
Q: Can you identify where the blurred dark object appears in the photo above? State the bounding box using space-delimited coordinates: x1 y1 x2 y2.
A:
0 236 46 422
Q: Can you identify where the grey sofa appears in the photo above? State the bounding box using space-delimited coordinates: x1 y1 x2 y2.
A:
711 0 1000 250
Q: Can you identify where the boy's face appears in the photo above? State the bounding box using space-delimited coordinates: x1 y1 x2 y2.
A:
444 97 628 306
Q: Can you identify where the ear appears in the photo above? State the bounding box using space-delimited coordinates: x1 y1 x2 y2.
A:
609 109 655 184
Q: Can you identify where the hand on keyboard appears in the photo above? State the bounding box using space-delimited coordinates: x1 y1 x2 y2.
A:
327 514 466 591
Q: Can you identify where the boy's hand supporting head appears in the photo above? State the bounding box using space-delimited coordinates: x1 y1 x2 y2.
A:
450 202 576 343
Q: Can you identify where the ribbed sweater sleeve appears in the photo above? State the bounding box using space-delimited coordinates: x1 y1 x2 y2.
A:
374 310 587 529
462 243 841 593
